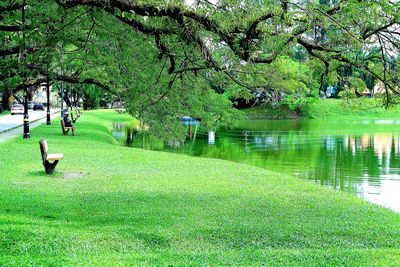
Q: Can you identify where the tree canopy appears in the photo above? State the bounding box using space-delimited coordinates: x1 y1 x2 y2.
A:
1 0 400 137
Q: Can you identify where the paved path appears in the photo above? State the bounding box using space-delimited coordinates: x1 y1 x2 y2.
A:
0 109 60 143
0 110 54 132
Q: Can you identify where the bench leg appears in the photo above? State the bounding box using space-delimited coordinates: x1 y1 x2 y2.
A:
44 160 59 174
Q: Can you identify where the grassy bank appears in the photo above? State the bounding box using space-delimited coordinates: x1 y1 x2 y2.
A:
1 110 400 265
244 106 299 120
246 98 400 119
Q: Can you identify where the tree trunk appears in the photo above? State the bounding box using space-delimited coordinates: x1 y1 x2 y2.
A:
2 88 11 110
27 89 33 101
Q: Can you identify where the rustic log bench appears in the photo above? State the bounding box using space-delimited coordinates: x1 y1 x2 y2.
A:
39 139 64 174
61 119 73 135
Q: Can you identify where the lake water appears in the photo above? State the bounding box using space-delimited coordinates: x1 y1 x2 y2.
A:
113 119 400 212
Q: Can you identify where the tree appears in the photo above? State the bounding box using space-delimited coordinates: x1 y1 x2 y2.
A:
1 0 400 136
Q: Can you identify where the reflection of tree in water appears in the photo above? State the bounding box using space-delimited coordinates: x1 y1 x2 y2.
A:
313 137 343 190
364 133 398 181
311 133 400 194
181 131 323 173
390 134 400 169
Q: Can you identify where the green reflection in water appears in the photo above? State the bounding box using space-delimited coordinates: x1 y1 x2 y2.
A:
114 119 400 212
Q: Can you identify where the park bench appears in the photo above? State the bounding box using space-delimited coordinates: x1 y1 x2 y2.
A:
39 139 64 174
61 119 73 135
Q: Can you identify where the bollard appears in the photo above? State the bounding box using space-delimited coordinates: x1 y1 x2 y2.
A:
208 131 215 145
243 130 249 147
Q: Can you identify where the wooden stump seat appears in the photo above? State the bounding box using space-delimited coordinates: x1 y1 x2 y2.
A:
39 139 64 174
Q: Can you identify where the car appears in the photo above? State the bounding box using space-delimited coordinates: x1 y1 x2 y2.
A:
27 101 34 109
11 104 24 115
33 102 44 110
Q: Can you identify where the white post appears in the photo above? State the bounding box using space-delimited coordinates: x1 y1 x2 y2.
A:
208 131 215 145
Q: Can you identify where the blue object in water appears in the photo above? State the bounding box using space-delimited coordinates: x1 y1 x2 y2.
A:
181 116 199 125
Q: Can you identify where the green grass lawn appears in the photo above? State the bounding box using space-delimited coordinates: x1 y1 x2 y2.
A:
0 111 10 116
1 110 400 265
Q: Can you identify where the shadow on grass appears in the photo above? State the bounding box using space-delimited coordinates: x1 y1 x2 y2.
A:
27 170 47 177
27 170 65 178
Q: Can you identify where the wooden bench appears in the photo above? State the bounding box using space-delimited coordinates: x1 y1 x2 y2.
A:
61 119 73 135
39 139 64 174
